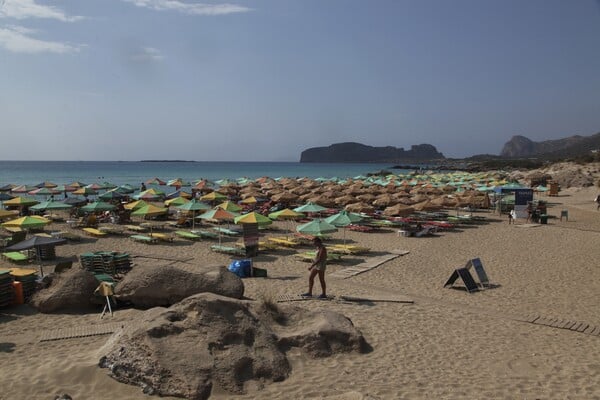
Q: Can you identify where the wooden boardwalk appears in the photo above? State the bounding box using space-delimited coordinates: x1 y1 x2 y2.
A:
328 249 410 279
39 322 124 342
515 314 600 336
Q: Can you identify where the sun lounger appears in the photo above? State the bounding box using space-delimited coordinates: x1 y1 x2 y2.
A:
149 232 174 242
98 225 125 235
83 227 107 237
414 226 436 237
210 245 246 256
130 234 158 244
267 237 301 247
328 244 371 254
212 227 242 236
191 230 219 239
175 231 202 241
123 224 148 232
294 251 343 263
60 231 82 242
2 251 29 263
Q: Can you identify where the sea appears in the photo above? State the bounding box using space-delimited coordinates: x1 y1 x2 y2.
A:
0 161 406 188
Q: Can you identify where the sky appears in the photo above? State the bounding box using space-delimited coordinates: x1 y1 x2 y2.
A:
1 0 600 161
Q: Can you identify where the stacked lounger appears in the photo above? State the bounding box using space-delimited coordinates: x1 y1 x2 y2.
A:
0 269 15 307
9 268 38 301
80 251 132 277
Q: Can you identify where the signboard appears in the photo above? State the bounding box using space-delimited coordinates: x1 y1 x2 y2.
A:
514 189 533 206
242 223 259 257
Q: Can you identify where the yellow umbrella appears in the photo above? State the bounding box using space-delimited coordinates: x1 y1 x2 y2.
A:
124 200 149 210
3 196 39 207
165 197 190 207
240 196 258 205
217 200 242 212
234 211 272 226
200 191 227 202
1 215 50 230
131 204 168 218
0 209 18 219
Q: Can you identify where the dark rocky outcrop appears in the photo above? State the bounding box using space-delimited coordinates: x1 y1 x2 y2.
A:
30 268 99 313
300 142 444 163
500 133 600 158
114 264 244 308
99 293 369 400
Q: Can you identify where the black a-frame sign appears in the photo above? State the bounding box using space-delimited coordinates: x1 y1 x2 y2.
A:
443 267 479 293
467 258 490 288
444 258 491 293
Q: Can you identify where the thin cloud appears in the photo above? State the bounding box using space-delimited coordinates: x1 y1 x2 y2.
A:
122 0 251 15
0 25 79 53
131 46 164 62
0 0 83 22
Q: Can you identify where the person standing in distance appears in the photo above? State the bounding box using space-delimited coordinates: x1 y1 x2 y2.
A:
303 237 328 299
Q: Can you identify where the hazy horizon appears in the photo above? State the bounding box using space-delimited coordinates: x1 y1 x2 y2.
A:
2 0 600 162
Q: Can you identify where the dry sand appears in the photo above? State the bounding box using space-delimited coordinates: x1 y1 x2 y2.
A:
1 186 600 399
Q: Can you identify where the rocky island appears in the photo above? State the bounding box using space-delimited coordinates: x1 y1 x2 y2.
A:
300 142 445 163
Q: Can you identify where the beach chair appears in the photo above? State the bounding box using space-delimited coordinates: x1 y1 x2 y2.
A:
130 234 158 244
60 231 82 242
212 227 242 236
83 227 108 237
2 251 29 264
191 230 219 240
210 245 246 256
328 244 371 255
149 232 174 243
267 237 301 247
123 224 148 232
294 251 343 263
175 230 202 241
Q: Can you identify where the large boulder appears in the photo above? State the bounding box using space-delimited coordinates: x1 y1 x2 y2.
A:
114 264 244 308
30 268 99 313
99 293 369 399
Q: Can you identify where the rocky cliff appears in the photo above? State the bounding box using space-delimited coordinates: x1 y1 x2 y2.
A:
500 133 600 158
300 142 444 163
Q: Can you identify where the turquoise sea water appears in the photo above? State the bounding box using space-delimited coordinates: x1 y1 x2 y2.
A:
0 161 401 187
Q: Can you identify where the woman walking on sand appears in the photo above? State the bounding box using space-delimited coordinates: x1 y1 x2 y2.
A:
302 237 328 299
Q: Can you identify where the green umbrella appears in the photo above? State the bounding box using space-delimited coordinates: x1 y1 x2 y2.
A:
324 210 362 226
198 208 238 244
80 201 116 213
30 201 73 212
293 201 327 213
296 219 337 237
99 190 126 201
176 199 211 229
325 210 362 243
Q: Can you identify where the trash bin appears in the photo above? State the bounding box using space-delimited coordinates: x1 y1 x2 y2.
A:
540 214 548 224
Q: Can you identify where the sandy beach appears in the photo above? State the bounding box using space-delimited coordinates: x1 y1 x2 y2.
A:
1 183 599 399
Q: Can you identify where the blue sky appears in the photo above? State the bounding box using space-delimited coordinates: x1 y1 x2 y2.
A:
1 0 599 161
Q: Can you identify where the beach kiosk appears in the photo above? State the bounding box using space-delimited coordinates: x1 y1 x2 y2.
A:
494 184 533 219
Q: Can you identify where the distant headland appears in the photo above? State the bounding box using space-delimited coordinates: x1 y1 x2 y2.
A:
300 142 444 163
